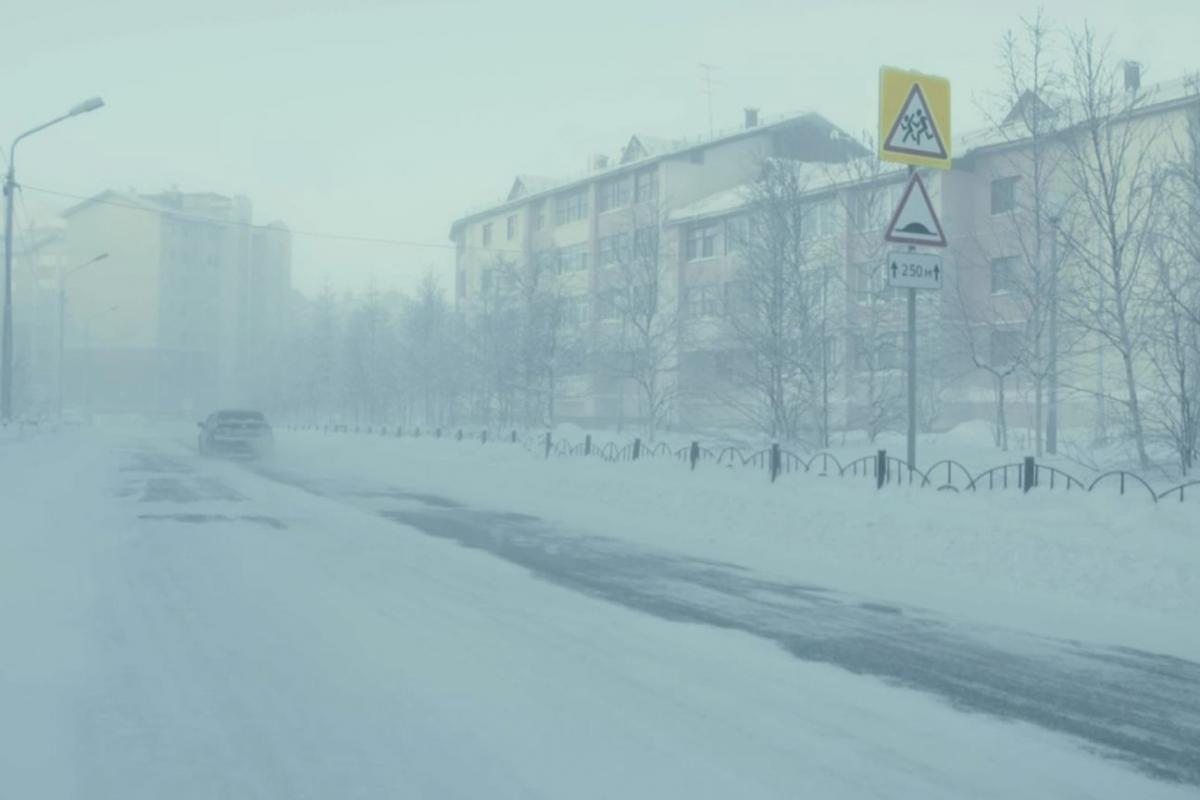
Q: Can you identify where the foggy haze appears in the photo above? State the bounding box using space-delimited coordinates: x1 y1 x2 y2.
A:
1 0 1194 296
2 2 1199 797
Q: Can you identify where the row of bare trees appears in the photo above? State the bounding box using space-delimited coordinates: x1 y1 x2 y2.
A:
946 13 1199 473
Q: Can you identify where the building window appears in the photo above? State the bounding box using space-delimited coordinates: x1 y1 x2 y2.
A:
632 226 657 258
851 333 904 372
802 201 838 241
506 215 518 240
597 289 622 320
723 281 749 314
555 190 589 225
597 178 632 212
532 200 546 231
597 233 629 267
686 223 719 260
876 334 902 371
564 296 590 325
482 223 493 245
990 329 1022 365
634 169 658 203
684 285 721 318
557 243 589 273
990 256 1020 293
724 215 748 253
852 261 900 302
991 177 1018 214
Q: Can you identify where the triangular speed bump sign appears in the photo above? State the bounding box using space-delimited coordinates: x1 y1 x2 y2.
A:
883 83 948 161
885 172 947 248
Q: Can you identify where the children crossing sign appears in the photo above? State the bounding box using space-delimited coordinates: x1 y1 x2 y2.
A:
879 68 951 169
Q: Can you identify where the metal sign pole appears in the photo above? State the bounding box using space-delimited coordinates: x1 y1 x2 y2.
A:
905 165 917 469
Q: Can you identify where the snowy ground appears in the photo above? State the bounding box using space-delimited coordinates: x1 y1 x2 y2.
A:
2 422 1197 798
272 425 1200 661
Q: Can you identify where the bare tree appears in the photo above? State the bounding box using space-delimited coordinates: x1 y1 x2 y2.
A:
719 159 825 442
1146 75 1200 473
827 149 908 442
596 200 679 440
1058 23 1163 467
398 274 462 427
984 10 1071 455
951 242 1032 450
1145 235 1200 473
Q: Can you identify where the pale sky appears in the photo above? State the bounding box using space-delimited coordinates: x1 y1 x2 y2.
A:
2 0 1195 297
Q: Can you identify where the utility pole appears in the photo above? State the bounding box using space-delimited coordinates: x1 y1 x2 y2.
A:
2 96 105 422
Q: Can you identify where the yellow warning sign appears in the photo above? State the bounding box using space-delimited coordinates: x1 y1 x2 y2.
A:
879 67 951 169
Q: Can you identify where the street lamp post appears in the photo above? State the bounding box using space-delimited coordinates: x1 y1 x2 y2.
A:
57 253 109 418
2 96 105 422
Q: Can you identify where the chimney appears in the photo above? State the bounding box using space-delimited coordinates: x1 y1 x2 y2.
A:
744 107 760 128
591 154 609 171
1124 61 1141 93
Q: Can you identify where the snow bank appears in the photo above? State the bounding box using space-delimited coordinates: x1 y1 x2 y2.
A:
272 429 1200 660
6 427 1193 797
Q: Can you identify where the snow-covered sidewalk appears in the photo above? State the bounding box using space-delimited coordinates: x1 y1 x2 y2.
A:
272 427 1200 662
1 426 1196 798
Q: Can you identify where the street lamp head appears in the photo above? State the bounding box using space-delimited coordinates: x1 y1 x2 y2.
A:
69 97 105 116
93 253 109 263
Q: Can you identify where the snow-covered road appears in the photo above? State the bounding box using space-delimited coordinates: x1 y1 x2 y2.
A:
2 426 1196 798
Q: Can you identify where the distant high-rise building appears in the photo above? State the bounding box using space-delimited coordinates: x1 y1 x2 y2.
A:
57 189 292 416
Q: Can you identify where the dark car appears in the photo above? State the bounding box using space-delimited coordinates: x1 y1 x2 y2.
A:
198 410 274 459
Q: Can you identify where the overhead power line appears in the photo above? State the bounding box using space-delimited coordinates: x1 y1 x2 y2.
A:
17 183 527 257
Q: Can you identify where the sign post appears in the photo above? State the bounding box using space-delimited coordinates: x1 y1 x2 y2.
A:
879 67 951 469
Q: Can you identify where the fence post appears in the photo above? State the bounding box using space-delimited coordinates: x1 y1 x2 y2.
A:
396 426 402 437
770 443 781 482
481 430 488 444
415 427 421 438
633 438 642 461
457 429 463 441
544 431 552 459
1023 456 1036 493
436 428 441 439
585 434 592 456
876 449 887 489
511 429 517 444
690 441 700 471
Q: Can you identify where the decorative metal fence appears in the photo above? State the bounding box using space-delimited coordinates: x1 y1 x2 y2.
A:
280 423 1200 504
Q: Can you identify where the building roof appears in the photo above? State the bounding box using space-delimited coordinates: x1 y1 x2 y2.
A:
620 134 684 164
958 72 1198 159
450 109 853 237
668 157 908 225
60 189 175 219
507 175 563 201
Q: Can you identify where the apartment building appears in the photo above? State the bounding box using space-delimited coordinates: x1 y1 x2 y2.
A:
451 72 1198 435
449 109 867 422
58 189 292 416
